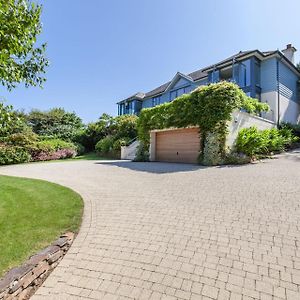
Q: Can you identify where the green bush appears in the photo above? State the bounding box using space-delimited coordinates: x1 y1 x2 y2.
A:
74 143 85 156
95 136 114 154
37 139 76 151
201 131 224 166
134 142 149 162
77 114 138 151
0 144 31 165
112 138 131 152
241 97 269 115
224 152 251 165
280 122 300 138
235 126 298 158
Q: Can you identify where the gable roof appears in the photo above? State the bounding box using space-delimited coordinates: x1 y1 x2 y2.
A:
143 50 256 99
118 48 300 103
164 72 194 92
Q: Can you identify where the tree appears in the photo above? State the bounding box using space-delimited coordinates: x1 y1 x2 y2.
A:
0 102 23 137
77 114 139 152
26 108 84 141
0 0 48 90
110 115 138 140
76 114 114 151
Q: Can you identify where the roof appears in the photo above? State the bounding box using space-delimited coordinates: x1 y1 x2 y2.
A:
119 48 300 101
118 92 145 104
145 82 170 98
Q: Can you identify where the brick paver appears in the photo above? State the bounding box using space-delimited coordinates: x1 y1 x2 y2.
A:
1 150 300 299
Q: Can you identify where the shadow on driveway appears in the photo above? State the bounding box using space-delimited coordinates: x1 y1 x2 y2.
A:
95 161 204 174
95 160 247 174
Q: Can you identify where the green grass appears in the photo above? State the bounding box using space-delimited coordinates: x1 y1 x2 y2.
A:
72 152 108 160
0 175 83 277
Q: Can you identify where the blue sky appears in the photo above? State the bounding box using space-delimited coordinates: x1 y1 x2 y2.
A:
1 0 300 123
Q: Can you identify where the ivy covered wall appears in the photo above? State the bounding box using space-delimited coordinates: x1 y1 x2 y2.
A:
137 82 269 165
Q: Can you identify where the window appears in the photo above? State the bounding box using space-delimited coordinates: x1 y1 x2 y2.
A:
152 96 161 107
208 70 220 83
254 60 261 87
170 85 191 101
170 90 177 101
238 59 251 87
125 101 134 114
119 103 125 115
184 86 192 93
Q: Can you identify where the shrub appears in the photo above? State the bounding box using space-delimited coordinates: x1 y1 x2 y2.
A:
134 142 149 162
77 114 138 151
3 126 38 149
74 143 85 156
280 122 300 138
224 152 251 165
235 126 298 158
30 139 77 162
0 144 31 165
112 138 131 152
95 136 114 155
37 139 76 151
241 97 269 115
201 131 224 166
31 148 76 162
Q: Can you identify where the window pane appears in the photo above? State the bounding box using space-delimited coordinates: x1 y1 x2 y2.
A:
170 91 177 101
177 88 185 97
184 86 192 93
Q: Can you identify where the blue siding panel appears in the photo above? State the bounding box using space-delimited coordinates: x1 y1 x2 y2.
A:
172 78 190 89
260 57 299 103
279 61 298 102
260 57 277 93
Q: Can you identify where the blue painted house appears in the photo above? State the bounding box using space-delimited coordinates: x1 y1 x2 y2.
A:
117 44 300 125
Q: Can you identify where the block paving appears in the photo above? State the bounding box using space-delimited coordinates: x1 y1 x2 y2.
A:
1 151 300 299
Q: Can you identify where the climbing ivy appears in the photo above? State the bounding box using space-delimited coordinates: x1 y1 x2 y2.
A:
137 82 269 164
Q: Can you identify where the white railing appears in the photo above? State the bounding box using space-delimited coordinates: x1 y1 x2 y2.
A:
121 140 140 160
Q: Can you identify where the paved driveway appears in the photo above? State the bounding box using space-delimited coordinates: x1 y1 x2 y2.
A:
1 151 300 300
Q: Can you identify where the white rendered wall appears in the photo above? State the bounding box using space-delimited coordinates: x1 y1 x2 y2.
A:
226 111 276 148
261 91 300 124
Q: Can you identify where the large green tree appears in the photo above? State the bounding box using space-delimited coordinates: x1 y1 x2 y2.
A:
0 0 48 90
26 108 84 141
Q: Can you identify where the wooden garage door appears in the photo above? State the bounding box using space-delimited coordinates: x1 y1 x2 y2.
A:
155 128 200 163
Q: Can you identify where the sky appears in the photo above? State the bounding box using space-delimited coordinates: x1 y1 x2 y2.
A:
1 0 300 123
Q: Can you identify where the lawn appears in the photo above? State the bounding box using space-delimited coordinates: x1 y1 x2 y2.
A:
0 175 83 277
72 152 107 160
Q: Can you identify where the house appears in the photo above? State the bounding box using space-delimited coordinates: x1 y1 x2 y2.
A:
117 44 300 125
119 44 300 163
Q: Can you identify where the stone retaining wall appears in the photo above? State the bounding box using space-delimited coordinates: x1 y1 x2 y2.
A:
0 232 74 300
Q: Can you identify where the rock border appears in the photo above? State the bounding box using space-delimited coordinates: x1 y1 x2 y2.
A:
0 232 75 300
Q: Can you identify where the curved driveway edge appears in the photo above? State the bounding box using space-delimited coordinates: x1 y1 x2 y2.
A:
0 151 300 300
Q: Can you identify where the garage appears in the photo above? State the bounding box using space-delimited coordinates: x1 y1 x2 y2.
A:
152 127 200 163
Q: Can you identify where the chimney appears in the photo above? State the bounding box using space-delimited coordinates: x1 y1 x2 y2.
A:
282 44 297 64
